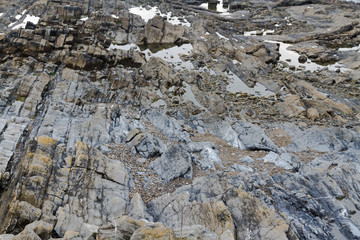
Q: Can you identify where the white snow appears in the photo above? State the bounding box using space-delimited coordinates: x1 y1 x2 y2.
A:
216 32 229 40
80 17 89 21
111 14 119 19
200 0 229 14
244 29 275 36
11 15 40 30
129 6 190 27
108 43 139 51
339 44 360 52
0 13 4 18
263 30 275 36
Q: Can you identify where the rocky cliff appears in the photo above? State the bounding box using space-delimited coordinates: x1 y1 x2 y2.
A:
0 0 360 239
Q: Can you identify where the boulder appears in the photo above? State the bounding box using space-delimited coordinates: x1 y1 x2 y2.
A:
145 16 185 44
275 95 306 118
149 191 235 239
128 193 153 221
13 221 53 240
130 223 177 240
149 144 193 182
261 152 293 170
133 133 165 159
230 164 254 173
98 216 145 239
233 121 280 153
307 108 320 120
146 110 190 142
198 147 223 170
223 189 292 240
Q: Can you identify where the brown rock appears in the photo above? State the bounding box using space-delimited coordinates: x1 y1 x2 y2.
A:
223 189 294 240
275 95 305 118
307 108 319 120
145 16 165 44
145 16 185 44
55 34 66 48
130 223 177 240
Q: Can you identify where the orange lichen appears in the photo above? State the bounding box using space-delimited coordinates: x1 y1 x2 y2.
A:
37 136 57 147
136 226 175 239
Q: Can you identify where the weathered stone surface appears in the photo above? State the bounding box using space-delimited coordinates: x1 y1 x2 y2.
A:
13 221 53 240
0 119 28 173
146 110 190 142
128 193 153 221
145 16 185 44
149 144 192 182
198 146 223 170
130 223 177 240
275 95 306 118
230 164 254 173
307 107 320 120
285 127 350 152
261 152 293 170
223 189 292 240
176 225 218 239
208 120 245 149
133 133 165 159
0 234 14 240
149 191 235 239
0 0 360 239
233 121 280 153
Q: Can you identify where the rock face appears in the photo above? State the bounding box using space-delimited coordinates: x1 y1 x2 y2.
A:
0 0 360 239
149 144 193 182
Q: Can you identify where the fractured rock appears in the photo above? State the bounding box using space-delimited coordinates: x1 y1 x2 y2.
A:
149 144 193 182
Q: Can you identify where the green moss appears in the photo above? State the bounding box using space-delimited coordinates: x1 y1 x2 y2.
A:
16 96 27 102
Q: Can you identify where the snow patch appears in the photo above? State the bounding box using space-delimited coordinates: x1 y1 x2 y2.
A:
129 6 190 27
216 32 229 40
11 15 40 30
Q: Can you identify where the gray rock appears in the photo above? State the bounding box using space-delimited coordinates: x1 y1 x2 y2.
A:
174 225 218 240
130 223 177 240
268 150 360 240
209 120 245 149
63 230 81 240
0 120 28 173
230 164 254 173
285 127 350 153
198 147 223 170
280 153 302 170
79 223 99 239
188 142 216 153
136 158 147 164
149 144 193 182
13 230 41 240
128 193 153 221
97 216 143 239
261 152 293 170
238 156 255 164
146 110 190 142
148 192 235 238
55 205 83 236
233 121 280 153
0 234 14 240
134 133 165 159
13 221 53 240
222 189 291 240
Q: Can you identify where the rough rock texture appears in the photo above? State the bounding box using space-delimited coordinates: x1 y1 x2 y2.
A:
0 0 360 239
149 144 193 182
